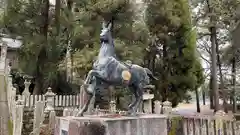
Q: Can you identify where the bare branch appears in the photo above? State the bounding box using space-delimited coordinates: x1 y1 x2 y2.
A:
197 49 211 64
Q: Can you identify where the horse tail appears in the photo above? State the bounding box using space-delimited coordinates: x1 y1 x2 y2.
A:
144 68 158 80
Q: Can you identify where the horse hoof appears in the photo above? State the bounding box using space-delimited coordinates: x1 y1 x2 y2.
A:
127 110 134 116
129 113 136 116
76 112 84 117
78 114 84 117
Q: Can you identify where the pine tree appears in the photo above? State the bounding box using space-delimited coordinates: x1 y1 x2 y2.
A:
0 0 149 95
145 0 204 106
1 0 74 93
71 0 149 75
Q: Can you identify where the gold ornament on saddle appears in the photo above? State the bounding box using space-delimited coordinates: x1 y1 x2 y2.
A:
121 70 131 81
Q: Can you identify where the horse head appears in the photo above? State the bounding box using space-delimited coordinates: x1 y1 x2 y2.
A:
100 21 113 44
97 21 116 59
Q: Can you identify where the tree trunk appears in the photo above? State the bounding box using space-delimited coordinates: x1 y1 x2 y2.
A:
232 52 237 113
66 0 74 83
162 42 168 102
202 89 206 105
195 88 201 112
207 0 220 112
209 77 214 109
33 79 42 94
116 94 120 109
55 0 61 34
40 0 49 37
216 37 228 113
210 26 220 112
150 43 157 73
33 0 49 94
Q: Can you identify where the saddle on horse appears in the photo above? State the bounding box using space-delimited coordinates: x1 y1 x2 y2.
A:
123 60 133 68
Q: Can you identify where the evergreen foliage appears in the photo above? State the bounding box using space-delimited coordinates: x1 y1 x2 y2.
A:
0 0 204 106
145 0 204 106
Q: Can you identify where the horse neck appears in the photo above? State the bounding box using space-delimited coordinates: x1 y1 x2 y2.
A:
98 42 115 58
98 34 116 58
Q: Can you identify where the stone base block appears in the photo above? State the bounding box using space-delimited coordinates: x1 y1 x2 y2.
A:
54 114 167 135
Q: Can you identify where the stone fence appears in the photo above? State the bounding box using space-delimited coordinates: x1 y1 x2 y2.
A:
57 100 240 135
17 91 81 110
153 100 240 135
0 44 24 135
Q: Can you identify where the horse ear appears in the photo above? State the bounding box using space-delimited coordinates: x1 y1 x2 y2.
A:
107 22 112 30
102 22 106 28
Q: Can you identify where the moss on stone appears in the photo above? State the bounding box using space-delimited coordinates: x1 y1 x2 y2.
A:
8 119 13 135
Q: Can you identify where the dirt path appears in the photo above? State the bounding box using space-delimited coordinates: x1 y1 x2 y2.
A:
173 103 233 116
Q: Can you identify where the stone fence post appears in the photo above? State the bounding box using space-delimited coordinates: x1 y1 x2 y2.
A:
22 77 31 105
44 87 56 132
31 101 45 135
13 99 24 135
162 100 172 114
109 100 116 114
48 111 56 130
63 108 70 116
0 42 7 69
153 100 172 114
44 87 56 112
215 110 226 135
154 100 162 114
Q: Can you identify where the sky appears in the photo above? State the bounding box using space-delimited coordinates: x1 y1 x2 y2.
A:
49 0 55 5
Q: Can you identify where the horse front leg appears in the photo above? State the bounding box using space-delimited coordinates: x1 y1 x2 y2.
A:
86 70 107 83
77 84 97 116
76 91 93 116
77 76 97 116
83 70 101 94
83 70 94 87
76 70 106 116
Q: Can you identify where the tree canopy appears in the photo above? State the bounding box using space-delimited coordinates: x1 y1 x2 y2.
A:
0 0 204 106
145 0 204 106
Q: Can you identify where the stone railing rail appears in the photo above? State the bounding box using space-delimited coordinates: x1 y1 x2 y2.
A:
59 100 240 135
16 93 81 109
0 44 24 135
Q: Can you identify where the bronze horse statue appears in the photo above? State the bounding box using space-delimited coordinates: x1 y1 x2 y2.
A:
76 22 157 116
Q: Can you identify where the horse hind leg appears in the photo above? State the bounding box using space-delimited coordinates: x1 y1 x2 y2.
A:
132 90 143 115
128 87 143 115
127 87 136 114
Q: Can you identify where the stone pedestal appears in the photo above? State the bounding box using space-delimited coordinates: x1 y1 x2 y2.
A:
55 114 167 135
